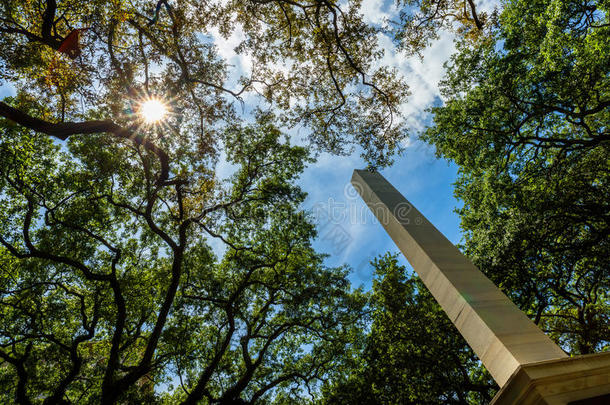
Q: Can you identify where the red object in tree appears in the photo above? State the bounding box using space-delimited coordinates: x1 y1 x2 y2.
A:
58 28 88 59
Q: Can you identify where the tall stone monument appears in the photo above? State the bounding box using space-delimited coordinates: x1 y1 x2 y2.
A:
351 169 610 405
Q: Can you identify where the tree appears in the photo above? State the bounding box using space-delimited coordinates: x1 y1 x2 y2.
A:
453 154 610 355
0 110 368 403
391 0 495 56
0 0 410 402
0 0 409 167
421 0 610 355
321 253 496 405
424 0 610 165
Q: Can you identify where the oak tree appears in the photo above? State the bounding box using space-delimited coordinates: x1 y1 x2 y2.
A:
422 0 610 355
0 0 412 401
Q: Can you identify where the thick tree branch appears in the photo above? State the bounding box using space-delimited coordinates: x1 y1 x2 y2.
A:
465 0 483 30
0 101 170 183
0 344 33 405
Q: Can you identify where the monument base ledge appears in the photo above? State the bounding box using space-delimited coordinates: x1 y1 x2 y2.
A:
490 351 610 405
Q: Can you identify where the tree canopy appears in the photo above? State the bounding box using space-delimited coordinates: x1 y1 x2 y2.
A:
0 110 369 403
0 0 406 402
422 0 610 355
392 0 493 55
0 0 410 167
2 0 610 403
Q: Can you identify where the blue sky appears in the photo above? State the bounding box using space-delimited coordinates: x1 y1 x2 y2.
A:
302 146 462 289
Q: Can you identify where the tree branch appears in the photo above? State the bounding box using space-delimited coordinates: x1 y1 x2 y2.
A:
0 101 170 183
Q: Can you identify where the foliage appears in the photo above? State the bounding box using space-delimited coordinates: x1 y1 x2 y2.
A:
0 0 413 402
0 0 410 167
0 106 367 404
321 253 496 405
391 0 495 55
423 0 610 354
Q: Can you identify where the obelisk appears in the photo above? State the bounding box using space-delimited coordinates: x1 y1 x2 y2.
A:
351 169 570 386
352 169 610 404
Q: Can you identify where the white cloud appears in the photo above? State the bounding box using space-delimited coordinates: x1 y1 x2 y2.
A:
371 30 456 133
208 25 253 88
360 0 393 24
0 82 16 98
478 0 502 13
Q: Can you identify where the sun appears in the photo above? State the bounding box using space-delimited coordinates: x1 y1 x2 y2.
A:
139 98 168 123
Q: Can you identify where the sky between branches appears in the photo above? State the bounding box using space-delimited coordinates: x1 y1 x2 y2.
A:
0 0 500 289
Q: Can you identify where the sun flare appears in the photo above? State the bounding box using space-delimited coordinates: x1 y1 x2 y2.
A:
139 98 168 123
